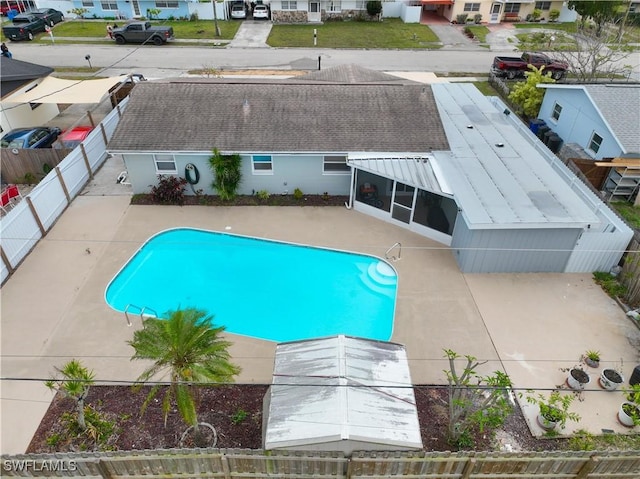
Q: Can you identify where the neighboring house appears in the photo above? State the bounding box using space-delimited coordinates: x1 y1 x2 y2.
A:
537 84 640 161
262 335 422 454
107 65 631 273
0 57 59 135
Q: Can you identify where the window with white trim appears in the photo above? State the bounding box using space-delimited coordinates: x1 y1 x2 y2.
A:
504 3 520 13
252 155 273 174
551 102 562 121
356 0 366 9
101 1 118 10
281 1 297 10
81 0 93 6
535 1 551 10
463 3 480 12
156 0 178 7
327 0 341 12
323 155 349 174
588 132 603 153
154 154 177 174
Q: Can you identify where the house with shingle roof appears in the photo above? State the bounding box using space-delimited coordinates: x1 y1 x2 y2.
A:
537 84 640 161
107 65 631 273
0 57 59 133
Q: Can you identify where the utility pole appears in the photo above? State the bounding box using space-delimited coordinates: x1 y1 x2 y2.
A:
212 0 221 37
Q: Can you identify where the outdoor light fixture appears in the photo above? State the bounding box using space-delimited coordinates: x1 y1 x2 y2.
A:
503 109 510 116
84 54 92 68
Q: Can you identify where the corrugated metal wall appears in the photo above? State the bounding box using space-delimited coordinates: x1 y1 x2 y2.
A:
451 222 579 273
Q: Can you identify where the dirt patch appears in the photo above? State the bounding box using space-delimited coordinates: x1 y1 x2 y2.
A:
27 385 564 453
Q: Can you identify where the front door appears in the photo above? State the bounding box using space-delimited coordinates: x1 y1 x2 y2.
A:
308 1 320 22
391 182 415 224
490 3 501 23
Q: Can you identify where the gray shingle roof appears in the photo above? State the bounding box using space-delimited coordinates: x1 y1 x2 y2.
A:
108 80 449 153
0 57 53 98
298 64 410 84
583 84 640 154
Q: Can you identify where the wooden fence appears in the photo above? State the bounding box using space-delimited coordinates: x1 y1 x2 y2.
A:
1 449 639 478
0 148 72 184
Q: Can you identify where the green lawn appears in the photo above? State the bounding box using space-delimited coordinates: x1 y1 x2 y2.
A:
515 31 577 51
610 202 640 230
464 25 489 43
41 19 240 41
268 19 440 48
514 22 578 33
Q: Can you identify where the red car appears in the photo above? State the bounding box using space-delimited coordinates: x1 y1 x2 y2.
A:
57 126 94 149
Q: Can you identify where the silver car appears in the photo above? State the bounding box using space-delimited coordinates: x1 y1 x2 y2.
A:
231 3 246 19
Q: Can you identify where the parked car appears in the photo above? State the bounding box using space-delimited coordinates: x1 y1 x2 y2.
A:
112 21 174 45
0 127 61 149
490 52 568 80
1 13 46 41
231 3 247 19
28 8 64 26
253 4 269 19
56 126 94 149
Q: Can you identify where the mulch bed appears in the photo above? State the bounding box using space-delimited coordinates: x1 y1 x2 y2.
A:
131 194 351 207
27 385 563 453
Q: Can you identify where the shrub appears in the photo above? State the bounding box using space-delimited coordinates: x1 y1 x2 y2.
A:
209 149 242 201
549 9 560 21
593 271 627 299
366 0 382 17
474 14 482 24
456 14 468 24
190 12 199 21
231 409 248 425
293 188 304 200
256 189 270 201
149 175 188 205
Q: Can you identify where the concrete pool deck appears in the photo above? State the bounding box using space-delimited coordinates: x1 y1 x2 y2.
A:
1 173 640 453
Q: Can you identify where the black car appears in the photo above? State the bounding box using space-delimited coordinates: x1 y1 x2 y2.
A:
0 127 62 149
29 8 64 26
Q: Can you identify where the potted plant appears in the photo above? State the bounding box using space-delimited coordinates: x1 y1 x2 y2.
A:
618 384 640 427
567 366 590 390
583 350 601 368
600 368 624 391
525 390 580 431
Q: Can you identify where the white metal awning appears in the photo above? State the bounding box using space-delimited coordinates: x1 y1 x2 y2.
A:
4 76 124 104
347 153 453 195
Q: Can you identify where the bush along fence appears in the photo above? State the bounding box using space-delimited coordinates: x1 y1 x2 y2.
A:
1 448 640 478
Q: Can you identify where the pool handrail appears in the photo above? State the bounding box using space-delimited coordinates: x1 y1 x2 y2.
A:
124 303 158 327
385 242 402 262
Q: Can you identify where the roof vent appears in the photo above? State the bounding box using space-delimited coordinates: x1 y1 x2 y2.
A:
495 143 504 148
467 125 473 129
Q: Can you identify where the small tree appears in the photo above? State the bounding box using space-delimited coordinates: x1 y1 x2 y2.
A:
443 349 513 448
508 65 555 119
46 359 95 431
209 149 242 201
147 8 161 20
549 9 560 22
129 307 241 432
69 7 89 19
366 1 382 18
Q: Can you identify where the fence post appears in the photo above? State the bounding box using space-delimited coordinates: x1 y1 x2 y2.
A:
95 459 113 478
80 144 94 180
99 123 109 146
461 458 476 479
1 246 14 274
25 197 46 236
87 110 96 127
55 166 71 203
220 454 231 479
575 455 598 479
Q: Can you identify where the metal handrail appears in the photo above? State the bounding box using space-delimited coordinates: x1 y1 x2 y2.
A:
385 242 402 261
123 304 158 327
123 303 141 327
140 306 158 319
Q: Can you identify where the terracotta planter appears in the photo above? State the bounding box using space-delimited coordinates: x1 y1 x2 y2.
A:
567 368 590 390
618 402 640 427
599 369 624 391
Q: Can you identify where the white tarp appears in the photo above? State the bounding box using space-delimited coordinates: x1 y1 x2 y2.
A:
5 76 124 104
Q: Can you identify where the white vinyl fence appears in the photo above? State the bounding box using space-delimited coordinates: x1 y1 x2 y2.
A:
0 98 128 285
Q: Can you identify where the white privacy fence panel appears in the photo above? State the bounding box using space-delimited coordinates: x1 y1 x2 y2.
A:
0 99 128 284
565 231 631 273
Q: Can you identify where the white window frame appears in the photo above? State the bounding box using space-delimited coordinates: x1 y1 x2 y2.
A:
281 1 297 10
463 3 480 12
81 0 93 6
252 155 273 174
156 0 178 8
154 154 177 174
323 155 350 174
101 1 118 11
327 0 341 12
504 3 520 13
551 102 562 121
588 132 603 154
535 1 551 10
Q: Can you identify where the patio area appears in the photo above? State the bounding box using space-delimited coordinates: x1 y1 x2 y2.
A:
1 172 639 453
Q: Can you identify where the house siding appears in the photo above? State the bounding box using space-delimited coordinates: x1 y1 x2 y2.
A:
451 221 578 273
123 152 351 196
538 89 623 160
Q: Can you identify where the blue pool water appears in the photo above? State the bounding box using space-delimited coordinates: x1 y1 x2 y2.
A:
105 228 397 342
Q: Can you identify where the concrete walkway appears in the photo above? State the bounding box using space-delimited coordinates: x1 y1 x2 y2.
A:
429 24 482 51
228 20 273 48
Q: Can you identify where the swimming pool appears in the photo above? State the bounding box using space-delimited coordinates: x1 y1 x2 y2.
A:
105 228 397 342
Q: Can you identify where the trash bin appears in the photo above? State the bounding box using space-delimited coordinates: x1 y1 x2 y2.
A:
537 125 550 141
630 365 640 385
7 9 18 20
529 119 546 135
547 135 563 153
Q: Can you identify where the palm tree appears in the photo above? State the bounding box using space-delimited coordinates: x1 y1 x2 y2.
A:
45 359 95 431
128 307 241 431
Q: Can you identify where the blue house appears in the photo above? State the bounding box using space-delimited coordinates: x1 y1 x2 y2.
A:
69 0 191 20
537 84 640 161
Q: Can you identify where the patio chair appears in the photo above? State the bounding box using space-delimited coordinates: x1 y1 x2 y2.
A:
1 184 22 213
